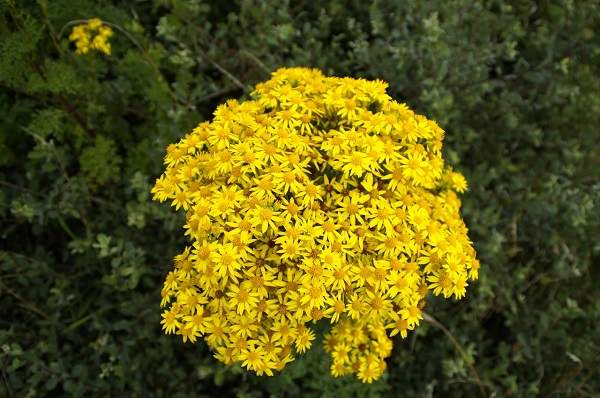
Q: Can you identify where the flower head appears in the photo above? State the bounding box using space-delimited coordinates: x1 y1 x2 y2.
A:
69 18 113 55
152 67 478 381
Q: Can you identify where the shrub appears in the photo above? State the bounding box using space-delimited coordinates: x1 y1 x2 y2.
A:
1 1 598 397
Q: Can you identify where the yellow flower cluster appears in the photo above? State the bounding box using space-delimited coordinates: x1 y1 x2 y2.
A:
69 18 113 55
151 67 479 382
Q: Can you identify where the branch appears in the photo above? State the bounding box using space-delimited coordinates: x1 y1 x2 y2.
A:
422 311 487 397
240 49 271 75
198 53 249 94
0 279 50 321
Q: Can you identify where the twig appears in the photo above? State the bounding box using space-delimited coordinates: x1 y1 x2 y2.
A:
1 251 50 268
0 356 11 398
0 181 37 195
0 279 50 321
63 305 114 333
196 86 241 104
37 1 63 56
0 180 121 215
23 127 71 184
178 16 251 94
422 311 487 397
240 49 271 75
0 250 56 278
199 54 249 93
56 93 95 136
28 60 94 136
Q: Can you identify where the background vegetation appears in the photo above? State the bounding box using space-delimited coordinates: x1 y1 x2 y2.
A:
1 0 599 396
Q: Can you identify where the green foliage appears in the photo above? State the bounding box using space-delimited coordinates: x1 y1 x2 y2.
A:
79 135 122 186
1 0 599 397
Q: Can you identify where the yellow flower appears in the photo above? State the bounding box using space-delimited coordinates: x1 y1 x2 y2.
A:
160 308 180 334
387 317 410 338
239 349 264 373
357 356 383 384
69 18 113 55
324 294 347 323
400 300 424 328
152 67 478 382
226 282 259 315
177 324 199 343
294 326 315 353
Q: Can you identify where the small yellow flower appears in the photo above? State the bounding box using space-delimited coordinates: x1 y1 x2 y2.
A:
294 326 315 354
160 308 180 334
69 18 113 55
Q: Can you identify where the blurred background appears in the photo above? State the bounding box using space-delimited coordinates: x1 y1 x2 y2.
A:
1 1 599 396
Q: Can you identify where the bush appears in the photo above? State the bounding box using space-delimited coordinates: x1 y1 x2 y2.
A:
1 0 598 397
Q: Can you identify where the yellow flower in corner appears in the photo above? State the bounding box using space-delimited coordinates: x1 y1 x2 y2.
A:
152 67 479 382
69 18 113 55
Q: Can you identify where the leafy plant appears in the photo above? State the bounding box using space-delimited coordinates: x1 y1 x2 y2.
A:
1 0 599 397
